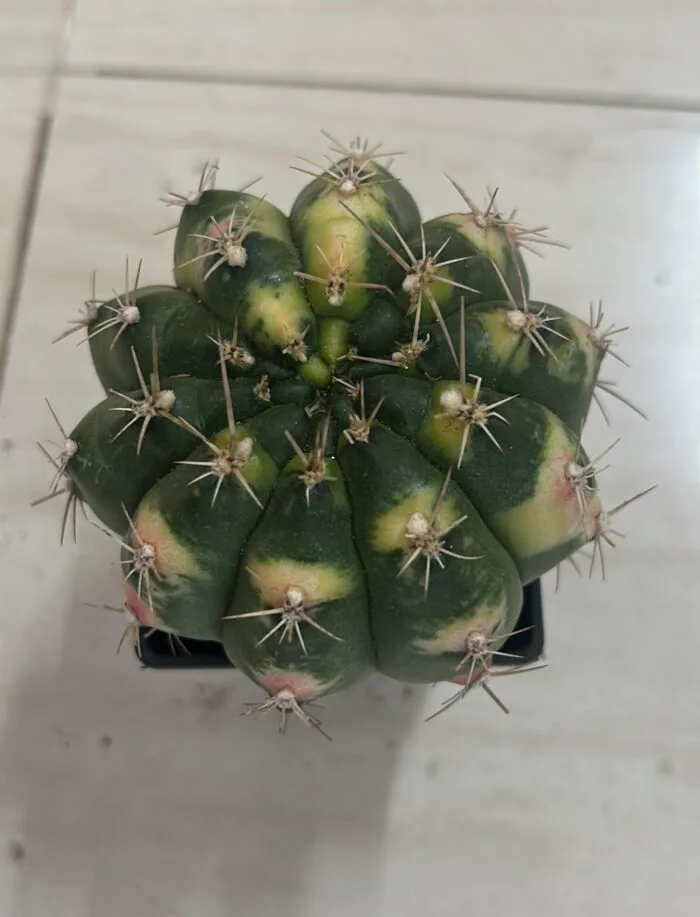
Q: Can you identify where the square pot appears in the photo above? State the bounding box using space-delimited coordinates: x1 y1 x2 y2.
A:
135 579 545 670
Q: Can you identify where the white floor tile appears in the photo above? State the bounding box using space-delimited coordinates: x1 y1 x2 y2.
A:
0 79 44 345
68 0 700 104
0 1 69 72
1 77 699 917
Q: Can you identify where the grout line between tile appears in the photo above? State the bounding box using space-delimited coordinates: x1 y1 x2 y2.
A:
0 1 79 405
0 109 53 402
61 62 700 116
0 106 56 404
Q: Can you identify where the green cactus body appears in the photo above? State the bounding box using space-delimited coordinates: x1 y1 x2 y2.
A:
290 158 421 322
337 424 522 683
423 382 599 585
173 190 317 369
121 406 314 641
122 426 278 640
418 300 602 432
222 454 375 705
42 135 641 736
348 297 407 357
394 212 529 323
89 285 229 393
89 280 301 391
65 372 315 535
67 377 234 533
362 374 598 585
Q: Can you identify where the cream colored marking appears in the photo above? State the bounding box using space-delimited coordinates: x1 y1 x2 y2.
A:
492 415 601 558
134 501 204 579
244 282 311 348
235 196 291 245
246 558 357 610
441 213 509 267
176 196 291 294
371 486 466 555
425 379 513 462
425 269 455 312
414 605 509 656
301 192 387 305
257 668 341 702
303 209 369 280
479 309 530 374
304 182 388 232
546 311 597 385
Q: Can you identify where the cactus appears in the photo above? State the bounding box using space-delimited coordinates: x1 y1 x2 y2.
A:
36 133 653 738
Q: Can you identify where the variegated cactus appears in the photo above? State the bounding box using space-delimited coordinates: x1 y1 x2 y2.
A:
37 133 653 737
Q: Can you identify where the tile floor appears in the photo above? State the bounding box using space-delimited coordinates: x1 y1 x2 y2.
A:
0 5 699 917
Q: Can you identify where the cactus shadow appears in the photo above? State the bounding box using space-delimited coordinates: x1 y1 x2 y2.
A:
0 556 427 917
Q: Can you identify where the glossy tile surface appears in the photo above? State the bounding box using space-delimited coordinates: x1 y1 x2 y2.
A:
68 0 700 104
0 79 44 346
0 77 699 917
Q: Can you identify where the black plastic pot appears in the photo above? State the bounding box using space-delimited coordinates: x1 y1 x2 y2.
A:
135 579 545 670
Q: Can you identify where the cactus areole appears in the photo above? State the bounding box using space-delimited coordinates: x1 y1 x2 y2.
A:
41 134 652 738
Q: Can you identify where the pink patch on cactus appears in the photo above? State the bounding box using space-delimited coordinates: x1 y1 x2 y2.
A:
124 582 159 629
552 449 579 504
129 504 199 580
207 219 227 240
258 668 328 702
450 657 493 687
